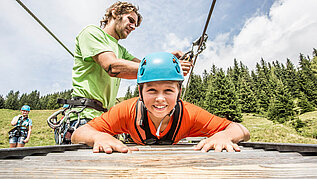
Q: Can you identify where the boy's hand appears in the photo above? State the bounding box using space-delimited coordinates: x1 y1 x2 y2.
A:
194 131 241 152
92 133 139 154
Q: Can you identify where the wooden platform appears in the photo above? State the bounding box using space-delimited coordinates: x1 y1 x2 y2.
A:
1 144 317 178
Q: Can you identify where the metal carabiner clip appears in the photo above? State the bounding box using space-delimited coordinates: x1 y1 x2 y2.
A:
179 34 208 62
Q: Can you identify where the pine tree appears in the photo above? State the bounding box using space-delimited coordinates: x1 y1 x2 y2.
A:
234 60 258 113
5 90 20 110
0 95 5 109
298 54 317 106
60 89 73 100
46 93 60 109
184 73 203 106
284 59 300 97
298 92 315 114
237 76 257 113
133 86 139 97
254 62 271 112
272 60 285 82
124 86 133 100
39 95 49 110
199 70 210 107
204 68 242 122
19 93 29 108
267 75 295 123
311 49 317 78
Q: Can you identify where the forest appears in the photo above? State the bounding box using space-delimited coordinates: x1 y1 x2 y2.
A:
1 49 316 131
124 49 317 130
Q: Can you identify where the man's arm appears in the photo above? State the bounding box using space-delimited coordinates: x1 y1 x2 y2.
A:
93 51 140 79
194 122 250 152
71 124 139 154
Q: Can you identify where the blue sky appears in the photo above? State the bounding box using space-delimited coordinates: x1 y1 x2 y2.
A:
1 0 316 97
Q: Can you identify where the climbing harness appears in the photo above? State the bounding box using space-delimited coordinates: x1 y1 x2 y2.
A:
8 126 25 139
181 0 217 99
57 97 107 112
134 99 183 145
8 116 29 139
47 105 83 144
47 97 107 144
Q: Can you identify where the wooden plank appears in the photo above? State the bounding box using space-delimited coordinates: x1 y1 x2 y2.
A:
0 144 317 178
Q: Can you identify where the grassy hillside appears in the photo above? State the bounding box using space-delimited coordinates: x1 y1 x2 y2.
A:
0 109 316 148
241 112 317 144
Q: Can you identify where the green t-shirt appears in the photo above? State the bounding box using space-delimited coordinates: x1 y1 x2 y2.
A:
71 25 135 120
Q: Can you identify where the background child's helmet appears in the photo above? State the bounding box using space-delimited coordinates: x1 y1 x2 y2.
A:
21 105 31 111
63 104 70 108
137 52 184 84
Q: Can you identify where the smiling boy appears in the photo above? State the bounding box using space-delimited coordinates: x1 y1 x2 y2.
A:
72 52 250 153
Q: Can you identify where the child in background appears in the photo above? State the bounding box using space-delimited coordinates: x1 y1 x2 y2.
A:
9 105 32 148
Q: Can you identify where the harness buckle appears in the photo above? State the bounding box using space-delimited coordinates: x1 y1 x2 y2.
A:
144 138 157 145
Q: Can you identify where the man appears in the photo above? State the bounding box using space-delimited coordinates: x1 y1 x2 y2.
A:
62 2 191 141
71 52 250 153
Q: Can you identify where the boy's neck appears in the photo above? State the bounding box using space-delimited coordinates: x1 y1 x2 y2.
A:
148 113 171 132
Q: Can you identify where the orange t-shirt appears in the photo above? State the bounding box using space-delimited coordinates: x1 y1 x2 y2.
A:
88 97 232 144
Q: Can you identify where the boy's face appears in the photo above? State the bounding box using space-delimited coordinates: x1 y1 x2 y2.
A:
141 81 180 120
114 11 138 39
21 110 29 117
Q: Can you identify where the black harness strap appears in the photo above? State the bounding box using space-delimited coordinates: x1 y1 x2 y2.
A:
8 116 28 138
134 99 145 144
57 97 107 112
135 99 183 145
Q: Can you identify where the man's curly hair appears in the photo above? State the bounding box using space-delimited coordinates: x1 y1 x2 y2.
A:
100 1 142 28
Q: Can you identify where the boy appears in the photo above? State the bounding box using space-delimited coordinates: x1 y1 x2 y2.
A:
72 52 250 153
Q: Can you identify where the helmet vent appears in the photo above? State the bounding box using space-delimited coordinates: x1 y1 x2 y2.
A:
173 58 180 73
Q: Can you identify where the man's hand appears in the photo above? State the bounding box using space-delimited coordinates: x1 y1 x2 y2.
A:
171 50 192 76
179 60 192 76
92 133 139 154
193 131 241 152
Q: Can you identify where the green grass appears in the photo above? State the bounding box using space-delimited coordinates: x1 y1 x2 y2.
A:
295 110 317 138
1 109 316 148
241 112 317 144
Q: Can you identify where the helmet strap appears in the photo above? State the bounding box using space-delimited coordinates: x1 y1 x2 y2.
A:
138 84 144 101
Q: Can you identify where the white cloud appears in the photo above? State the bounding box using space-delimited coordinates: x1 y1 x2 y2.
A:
162 33 191 52
195 0 317 74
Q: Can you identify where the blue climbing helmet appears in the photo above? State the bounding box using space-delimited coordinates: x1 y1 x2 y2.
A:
137 52 184 84
21 105 31 111
63 104 69 108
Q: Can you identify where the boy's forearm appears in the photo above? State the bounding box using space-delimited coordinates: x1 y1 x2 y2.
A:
223 123 250 143
72 124 94 146
71 124 107 146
